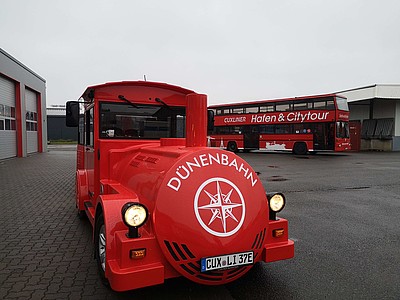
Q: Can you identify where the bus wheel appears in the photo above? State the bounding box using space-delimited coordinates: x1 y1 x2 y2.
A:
293 142 308 155
95 214 110 287
227 142 238 152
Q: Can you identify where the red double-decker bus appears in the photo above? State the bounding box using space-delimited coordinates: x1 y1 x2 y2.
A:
208 94 350 154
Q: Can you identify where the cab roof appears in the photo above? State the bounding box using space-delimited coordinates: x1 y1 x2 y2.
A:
80 81 196 104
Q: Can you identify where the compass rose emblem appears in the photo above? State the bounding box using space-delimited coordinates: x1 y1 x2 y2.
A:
194 177 245 237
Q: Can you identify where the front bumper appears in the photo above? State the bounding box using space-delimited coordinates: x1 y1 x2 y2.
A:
264 217 295 262
105 217 295 291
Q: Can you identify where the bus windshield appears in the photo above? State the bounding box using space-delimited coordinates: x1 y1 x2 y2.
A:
99 102 186 139
336 97 349 111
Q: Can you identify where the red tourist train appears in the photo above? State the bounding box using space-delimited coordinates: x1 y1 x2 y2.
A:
66 81 294 291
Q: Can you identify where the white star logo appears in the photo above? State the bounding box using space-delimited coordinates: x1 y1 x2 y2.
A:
194 178 245 237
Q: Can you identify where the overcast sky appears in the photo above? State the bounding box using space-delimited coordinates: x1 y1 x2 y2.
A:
1 0 400 106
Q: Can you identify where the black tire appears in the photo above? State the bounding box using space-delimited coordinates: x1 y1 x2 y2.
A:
293 142 308 155
227 141 238 152
94 214 110 287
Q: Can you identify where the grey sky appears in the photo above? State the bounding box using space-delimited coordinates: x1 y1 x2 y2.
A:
1 0 399 105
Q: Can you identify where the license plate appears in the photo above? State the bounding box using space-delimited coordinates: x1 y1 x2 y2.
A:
200 251 254 272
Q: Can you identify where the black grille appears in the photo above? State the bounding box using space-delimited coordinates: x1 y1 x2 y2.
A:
164 230 266 283
252 228 266 250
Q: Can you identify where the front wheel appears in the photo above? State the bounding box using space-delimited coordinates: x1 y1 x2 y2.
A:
94 214 109 287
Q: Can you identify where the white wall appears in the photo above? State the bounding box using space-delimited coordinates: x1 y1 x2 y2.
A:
349 100 370 121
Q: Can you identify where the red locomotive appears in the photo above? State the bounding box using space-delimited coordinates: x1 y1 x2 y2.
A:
66 81 294 291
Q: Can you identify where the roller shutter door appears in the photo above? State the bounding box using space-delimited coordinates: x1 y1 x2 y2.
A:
25 88 38 154
0 76 17 159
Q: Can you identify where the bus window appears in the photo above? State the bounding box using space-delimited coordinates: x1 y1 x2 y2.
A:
326 100 335 110
275 124 292 134
276 103 291 112
232 107 244 114
313 101 326 110
216 126 242 134
260 105 274 112
245 106 259 114
232 126 242 134
293 124 312 134
293 101 311 111
259 125 274 134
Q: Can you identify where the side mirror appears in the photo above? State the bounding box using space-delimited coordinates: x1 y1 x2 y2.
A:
66 101 79 127
207 109 214 131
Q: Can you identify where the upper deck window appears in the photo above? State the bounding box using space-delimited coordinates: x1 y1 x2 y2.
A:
244 106 259 114
293 101 311 111
275 103 291 111
259 104 274 112
232 107 244 114
99 102 185 139
313 100 327 110
326 100 335 110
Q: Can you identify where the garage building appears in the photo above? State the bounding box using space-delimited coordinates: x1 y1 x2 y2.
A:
0 48 47 160
338 84 400 151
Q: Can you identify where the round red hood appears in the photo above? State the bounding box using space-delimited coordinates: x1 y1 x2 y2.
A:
153 148 269 284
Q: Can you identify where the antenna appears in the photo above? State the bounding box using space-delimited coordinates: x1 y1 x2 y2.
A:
144 75 147 81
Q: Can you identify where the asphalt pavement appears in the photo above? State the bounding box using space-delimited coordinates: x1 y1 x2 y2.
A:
0 147 399 299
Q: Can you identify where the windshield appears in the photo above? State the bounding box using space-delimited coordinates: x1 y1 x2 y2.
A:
336 97 349 111
100 102 185 139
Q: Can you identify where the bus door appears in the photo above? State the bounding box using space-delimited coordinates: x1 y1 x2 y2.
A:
313 123 334 150
243 125 259 150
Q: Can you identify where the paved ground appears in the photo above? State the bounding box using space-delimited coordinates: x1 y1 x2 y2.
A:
0 146 231 300
0 147 399 299
0 146 102 300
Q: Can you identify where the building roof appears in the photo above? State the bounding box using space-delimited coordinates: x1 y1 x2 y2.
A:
47 106 66 116
0 48 46 83
337 84 400 102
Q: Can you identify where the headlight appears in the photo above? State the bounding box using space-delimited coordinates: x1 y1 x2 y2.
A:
268 193 286 212
122 203 148 228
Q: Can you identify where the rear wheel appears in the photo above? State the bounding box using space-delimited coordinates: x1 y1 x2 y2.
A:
227 141 238 152
94 214 109 286
293 142 308 155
